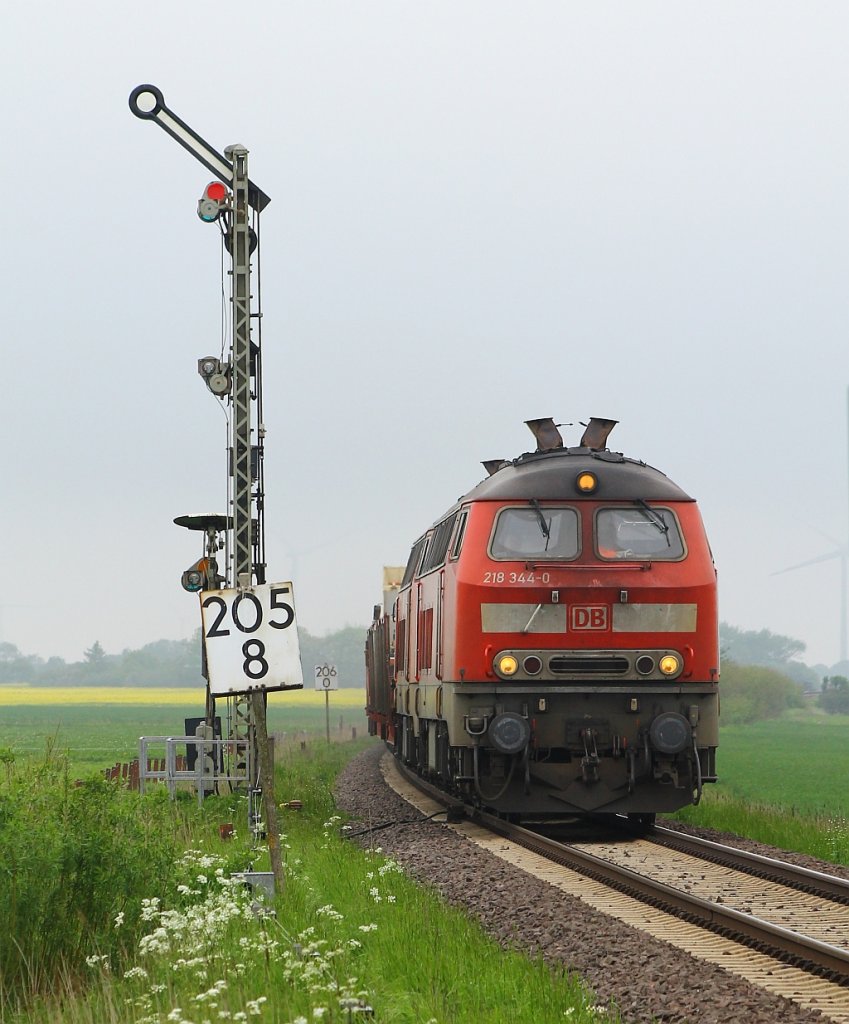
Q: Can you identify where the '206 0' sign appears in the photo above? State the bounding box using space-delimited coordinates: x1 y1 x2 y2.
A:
200 582 304 695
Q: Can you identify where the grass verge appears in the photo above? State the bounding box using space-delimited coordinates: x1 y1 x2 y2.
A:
6 740 616 1024
672 788 849 865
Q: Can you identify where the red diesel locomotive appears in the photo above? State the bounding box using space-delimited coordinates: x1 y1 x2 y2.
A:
365 417 718 821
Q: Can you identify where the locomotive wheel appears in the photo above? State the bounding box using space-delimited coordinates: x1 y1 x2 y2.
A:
627 812 656 830
415 725 426 773
435 723 451 783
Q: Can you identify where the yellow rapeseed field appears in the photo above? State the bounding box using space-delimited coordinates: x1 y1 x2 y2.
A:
0 685 367 708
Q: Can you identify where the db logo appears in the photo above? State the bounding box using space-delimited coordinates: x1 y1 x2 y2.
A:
570 605 609 631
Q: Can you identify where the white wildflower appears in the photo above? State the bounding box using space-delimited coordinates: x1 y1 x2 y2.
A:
315 904 344 921
114 911 125 928
141 897 161 921
123 966 148 980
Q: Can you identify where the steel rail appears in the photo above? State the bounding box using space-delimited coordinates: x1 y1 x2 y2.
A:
649 824 849 904
396 761 849 983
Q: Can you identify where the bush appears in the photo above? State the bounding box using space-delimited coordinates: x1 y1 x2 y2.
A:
720 660 804 724
0 751 183 1011
819 675 849 714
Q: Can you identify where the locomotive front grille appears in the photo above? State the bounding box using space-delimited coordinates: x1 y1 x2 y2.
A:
549 655 629 675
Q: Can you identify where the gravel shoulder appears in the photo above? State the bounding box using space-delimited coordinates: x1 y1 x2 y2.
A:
334 744 826 1024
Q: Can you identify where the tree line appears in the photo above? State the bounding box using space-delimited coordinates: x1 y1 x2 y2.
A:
0 626 367 689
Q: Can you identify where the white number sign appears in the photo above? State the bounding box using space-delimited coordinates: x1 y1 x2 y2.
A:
314 663 339 691
200 581 303 695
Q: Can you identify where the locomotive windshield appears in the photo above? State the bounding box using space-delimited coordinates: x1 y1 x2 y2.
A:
490 506 579 560
596 506 685 560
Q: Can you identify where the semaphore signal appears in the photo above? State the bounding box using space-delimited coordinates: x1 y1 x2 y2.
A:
129 84 301 891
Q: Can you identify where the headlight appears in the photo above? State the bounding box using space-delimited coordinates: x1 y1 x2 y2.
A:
659 654 682 677
495 654 519 677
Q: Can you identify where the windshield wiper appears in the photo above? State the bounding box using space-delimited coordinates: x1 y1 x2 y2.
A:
522 603 543 633
529 499 551 551
635 500 670 546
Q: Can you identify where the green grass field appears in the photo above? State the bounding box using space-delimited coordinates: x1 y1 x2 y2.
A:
4 690 849 862
707 707 849 817
0 688 368 771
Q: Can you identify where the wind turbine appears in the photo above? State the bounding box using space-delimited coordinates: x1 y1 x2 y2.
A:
771 387 849 666
772 537 848 665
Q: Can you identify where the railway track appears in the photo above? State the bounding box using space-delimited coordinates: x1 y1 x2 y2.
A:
386 755 849 1022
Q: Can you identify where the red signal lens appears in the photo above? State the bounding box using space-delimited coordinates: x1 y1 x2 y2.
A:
206 181 227 201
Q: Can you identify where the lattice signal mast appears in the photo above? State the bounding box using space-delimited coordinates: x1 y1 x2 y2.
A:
129 88 300 881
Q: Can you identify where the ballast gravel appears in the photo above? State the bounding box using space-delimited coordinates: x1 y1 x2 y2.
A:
334 745 825 1024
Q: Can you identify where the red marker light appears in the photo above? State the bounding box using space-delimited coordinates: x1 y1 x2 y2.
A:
198 181 229 222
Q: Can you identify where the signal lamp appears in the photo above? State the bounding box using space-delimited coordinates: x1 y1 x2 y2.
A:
181 557 213 592
198 181 229 222
576 471 598 494
197 356 231 396
523 655 543 675
496 654 519 677
659 654 681 677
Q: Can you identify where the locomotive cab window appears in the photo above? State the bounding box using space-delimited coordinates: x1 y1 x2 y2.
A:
595 506 685 560
449 509 469 560
401 537 428 588
489 505 579 561
419 513 458 575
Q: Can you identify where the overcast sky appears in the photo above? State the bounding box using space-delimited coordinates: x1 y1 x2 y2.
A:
2 2 848 669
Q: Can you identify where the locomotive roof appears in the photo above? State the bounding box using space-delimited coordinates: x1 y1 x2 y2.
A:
461 446 694 504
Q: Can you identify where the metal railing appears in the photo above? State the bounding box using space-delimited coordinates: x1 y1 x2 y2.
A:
138 735 252 805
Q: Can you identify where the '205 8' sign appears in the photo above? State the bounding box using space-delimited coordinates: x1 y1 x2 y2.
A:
200 582 304 695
